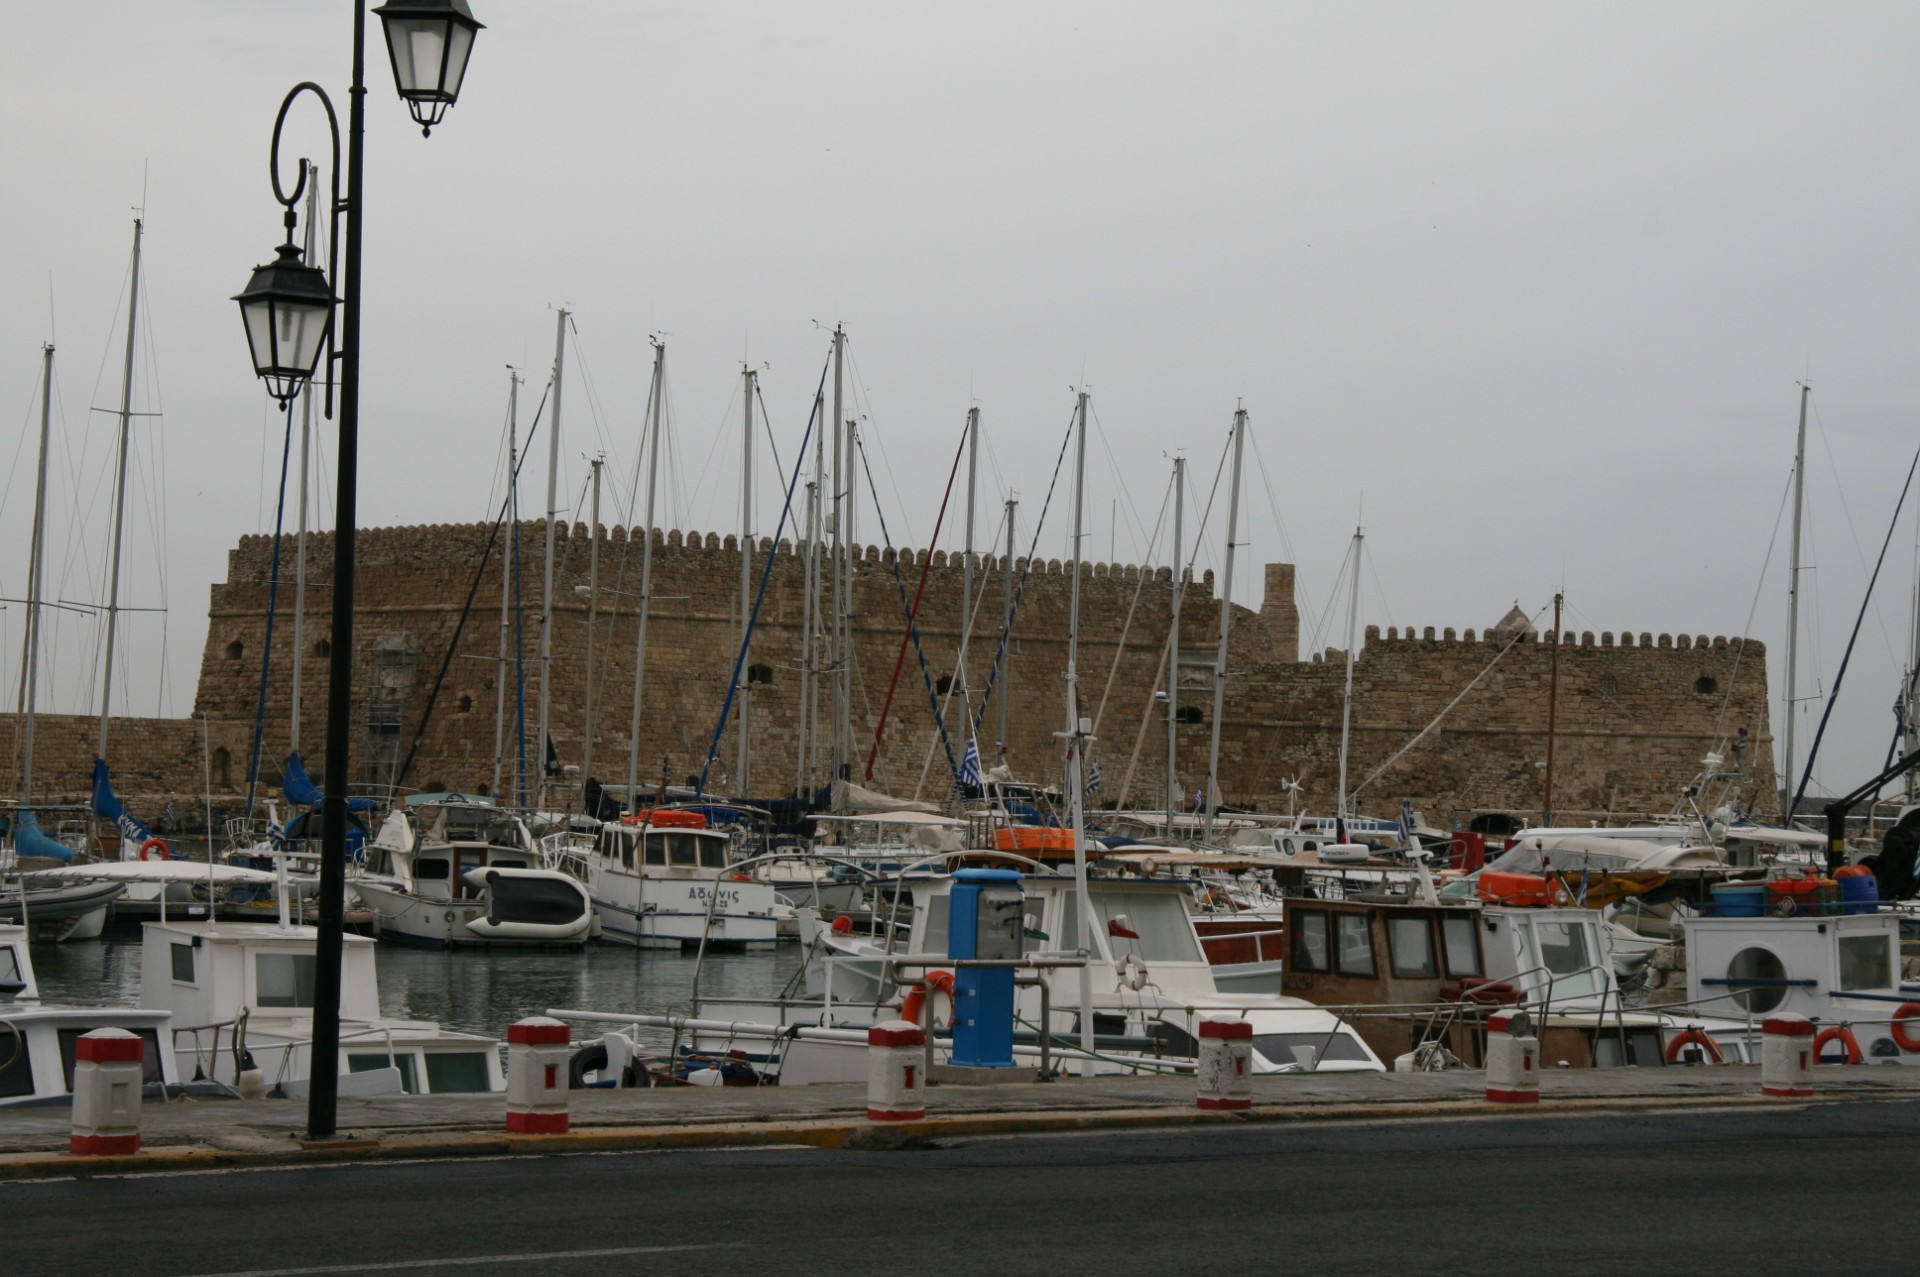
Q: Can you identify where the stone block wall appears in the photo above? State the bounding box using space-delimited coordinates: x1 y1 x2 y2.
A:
2 519 1774 828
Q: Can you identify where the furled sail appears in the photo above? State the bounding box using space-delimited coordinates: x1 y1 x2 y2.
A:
90 758 165 859
12 809 74 863
281 751 376 812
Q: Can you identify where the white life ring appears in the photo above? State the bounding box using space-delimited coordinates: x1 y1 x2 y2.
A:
1114 952 1150 992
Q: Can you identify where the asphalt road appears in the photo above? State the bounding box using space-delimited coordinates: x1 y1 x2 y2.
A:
7 1102 1912 1276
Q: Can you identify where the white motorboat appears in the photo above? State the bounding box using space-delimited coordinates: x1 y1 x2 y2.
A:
140 917 505 1096
0 923 181 1107
357 797 595 947
550 810 777 950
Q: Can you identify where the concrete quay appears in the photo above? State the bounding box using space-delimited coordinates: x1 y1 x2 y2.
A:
6 1062 1920 1179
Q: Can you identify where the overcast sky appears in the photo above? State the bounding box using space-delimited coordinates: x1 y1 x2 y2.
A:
3 2 1918 809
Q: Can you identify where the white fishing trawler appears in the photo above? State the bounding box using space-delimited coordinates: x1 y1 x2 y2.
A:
549 808 777 950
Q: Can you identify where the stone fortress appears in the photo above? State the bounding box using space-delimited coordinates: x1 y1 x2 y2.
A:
3 520 1777 829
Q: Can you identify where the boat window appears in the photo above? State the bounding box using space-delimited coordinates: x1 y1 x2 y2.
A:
1290 911 1331 972
1387 916 1437 977
1441 915 1483 977
924 892 951 956
424 1051 492 1094
0 947 18 985
1061 890 1203 963
1532 920 1597 992
644 834 667 866
698 838 729 870
492 859 528 871
1250 1031 1373 1068
1335 913 1376 977
171 942 195 984
1838 935 1894 992
413 858 451 881
1725 946 1786 1013
1147 1020 1197 1057
0 1040 33 1099
348 1052 418 1094
668 834 700 867
56 1028 165 1090
256 952 319 1008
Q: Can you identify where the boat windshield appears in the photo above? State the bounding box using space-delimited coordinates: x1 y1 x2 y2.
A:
1063 889 1204 964
1250 1031 1372 1068
1523 918 1604 999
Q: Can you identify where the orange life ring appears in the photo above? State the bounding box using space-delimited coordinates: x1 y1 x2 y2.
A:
900 970 956 1028
1892 1003 1920 1053
1663 1027 1726 1065
139 838 168 862
1813 1025 1863 1065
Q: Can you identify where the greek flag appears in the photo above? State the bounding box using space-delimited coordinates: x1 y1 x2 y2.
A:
960 736 982 789
267 819 287 850
1086 758 1102 794
1399 795 1416 840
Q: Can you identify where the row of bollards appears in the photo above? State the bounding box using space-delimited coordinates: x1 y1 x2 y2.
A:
54 1013 1833 1157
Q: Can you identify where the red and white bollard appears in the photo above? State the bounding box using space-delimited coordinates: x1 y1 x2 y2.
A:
867 1019 927 1122
70 1027 145 1156
1761 1013 1815 1098
506 1016 572 1134
1484 1010 1539 1104
1196 1018 1254 1110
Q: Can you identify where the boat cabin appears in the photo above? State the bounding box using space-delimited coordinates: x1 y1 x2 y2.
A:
1684 911 1919 1063
0 923 177 1106
595 820 735 876
139 920 502 1095
369 799 537 902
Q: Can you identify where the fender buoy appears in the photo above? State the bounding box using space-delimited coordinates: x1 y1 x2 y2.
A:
139 838 167 861
830 915 855 934
1812 1025 1863 1065
900 970 956 1028
1663 1027 1726 1065
1892 1003 1920 1053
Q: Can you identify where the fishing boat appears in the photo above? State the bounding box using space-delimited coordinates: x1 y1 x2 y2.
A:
548 808 777 950
356 796 595 947
0 922 180 1106
139 912 505 1097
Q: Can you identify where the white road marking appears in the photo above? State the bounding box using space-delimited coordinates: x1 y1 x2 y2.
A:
184 1243 738 1277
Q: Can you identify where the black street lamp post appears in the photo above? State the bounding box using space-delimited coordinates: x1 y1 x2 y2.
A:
233 0 481 1140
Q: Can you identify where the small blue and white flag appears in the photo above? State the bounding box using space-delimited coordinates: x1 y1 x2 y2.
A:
1398 795 1416 840
1086 759 1103 794
960 736 982 789
267 818 287 850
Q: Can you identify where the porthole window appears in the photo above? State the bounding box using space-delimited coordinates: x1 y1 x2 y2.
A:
225 640 245 660
1694 675 1718 695
1725 946 1786 1013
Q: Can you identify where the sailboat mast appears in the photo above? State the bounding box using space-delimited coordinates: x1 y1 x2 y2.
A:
536 308 568 808
736 366 757 796
957 408 979 742
1166 455 1184 839
627 341 665 802
1336 524 1364 822
20 344 55 803
1907 496 1920 801
998 497 1016 762
1064 389 1102 1073
1783 383 1809 805
797 385 824 794
1204 408 1245 845
1544 590 1563 825
580 455 603 793
493 370 519 800
97 218 144 759
829 326 848 782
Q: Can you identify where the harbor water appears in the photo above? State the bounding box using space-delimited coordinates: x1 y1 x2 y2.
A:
32 932 806 1043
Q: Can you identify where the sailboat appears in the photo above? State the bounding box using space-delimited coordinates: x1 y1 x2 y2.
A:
0 343 126 940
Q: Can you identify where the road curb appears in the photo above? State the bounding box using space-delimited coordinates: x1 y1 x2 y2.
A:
0 1087 1880 1181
